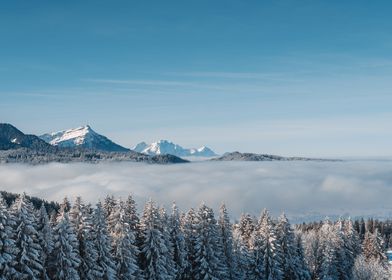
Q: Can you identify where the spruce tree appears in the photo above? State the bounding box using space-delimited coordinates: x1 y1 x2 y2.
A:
318 219 340 280
276 213 310 280
49 210 81 280
159 207 177 279
249 219 266 279
78 203 104 280
232 224 251 280
110 200 141 280
169 203 189 279
11 193 44 279
69 196 84 233
36 204 54 280
0 195 18 279
218 203 236 279
182 208 198 279
334 219 356 280
103 195 117 219
93 202 118 280
301 230 321 280
261 209 284 280
352 254 390 280
238 213 256 247
362 229 387 266
193 203 224 280
124 195 140 233
140 199 174 279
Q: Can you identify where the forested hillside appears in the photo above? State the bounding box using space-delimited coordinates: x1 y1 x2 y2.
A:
0 192 390 279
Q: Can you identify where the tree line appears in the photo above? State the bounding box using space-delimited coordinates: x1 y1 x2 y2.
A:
0 192 390 280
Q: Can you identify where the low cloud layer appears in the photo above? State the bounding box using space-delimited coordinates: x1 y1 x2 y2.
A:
0 161 391 221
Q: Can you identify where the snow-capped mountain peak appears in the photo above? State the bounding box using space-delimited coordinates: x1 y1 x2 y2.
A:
43 125 92 145
40 125 129 152
132 140 217 157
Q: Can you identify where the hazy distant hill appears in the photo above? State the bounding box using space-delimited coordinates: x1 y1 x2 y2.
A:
212 151 338 162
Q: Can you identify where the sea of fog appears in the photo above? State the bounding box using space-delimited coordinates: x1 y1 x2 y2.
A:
0 160 392 222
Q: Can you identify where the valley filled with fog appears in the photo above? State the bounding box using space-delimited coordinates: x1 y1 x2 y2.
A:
1 160 391 222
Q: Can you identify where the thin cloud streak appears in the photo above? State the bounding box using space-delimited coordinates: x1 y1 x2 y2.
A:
165 71 303 82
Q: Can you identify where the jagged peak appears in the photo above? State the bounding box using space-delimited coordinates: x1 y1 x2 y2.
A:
39 125 129 152
132 140 217 157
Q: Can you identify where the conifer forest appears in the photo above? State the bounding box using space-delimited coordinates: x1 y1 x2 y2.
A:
0 192 391 280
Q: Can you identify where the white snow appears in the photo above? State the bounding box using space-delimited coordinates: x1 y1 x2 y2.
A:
132 140 217 157
44 125 94 147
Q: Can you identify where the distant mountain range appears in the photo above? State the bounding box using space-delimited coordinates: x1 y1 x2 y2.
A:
0 124 187 164
0 123 338 164
213 151 339 162
40 125 129 152
132 140 218 157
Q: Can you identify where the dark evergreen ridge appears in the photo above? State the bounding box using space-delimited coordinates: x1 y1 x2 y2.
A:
213 151 341 162
0 123 56 151
0 191 390 279
0 123 188 164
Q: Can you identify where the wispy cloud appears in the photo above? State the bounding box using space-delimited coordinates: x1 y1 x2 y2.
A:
165 71 302 82
81 78 277 93
83 79 193 87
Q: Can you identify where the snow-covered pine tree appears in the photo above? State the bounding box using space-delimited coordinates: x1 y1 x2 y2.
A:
334 219 355 280
103 195 117 219
218 203 236 279
276 213 310 280
169 202 189 279
139 199 174 280
193 203 224 280
318 219 341 280
49 209 81 280
343 219 361 265
124 195 140 233
11 193 44 279
110 200 141 280
69 196 84 233
159 207 177 279
107 199 122 237
293 232 311 280
362 229 387 266
181 208 198 279
352 254 391 280
235 213 257 279
36 203 54 280
93 201 118 280
0 195 18 279
301 230 321 280
49 210 58 227
232 224 251 280
78 203 104 280
59 197 71 213
248 218 266 279
237 213 256 247
259 209 283 280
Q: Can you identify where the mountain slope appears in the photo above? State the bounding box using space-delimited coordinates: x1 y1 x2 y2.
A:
40 125 129 152
132 140 217 157
0 123 55 151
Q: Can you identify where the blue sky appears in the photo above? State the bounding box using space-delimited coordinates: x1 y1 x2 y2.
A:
1 0 391 157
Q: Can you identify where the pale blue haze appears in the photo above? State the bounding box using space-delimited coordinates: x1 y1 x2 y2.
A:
1 0 391 156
